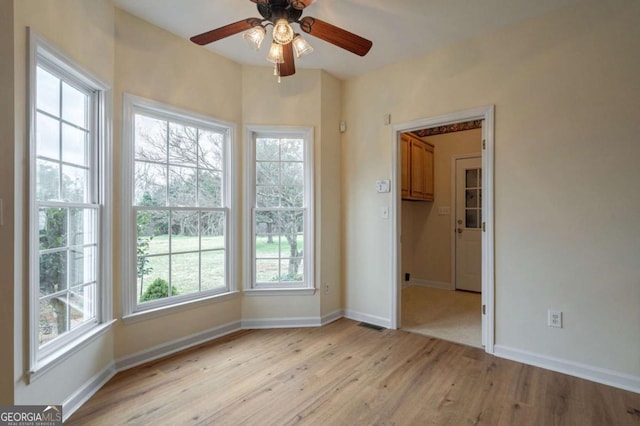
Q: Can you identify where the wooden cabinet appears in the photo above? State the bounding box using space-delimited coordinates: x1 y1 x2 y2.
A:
401 133 434 201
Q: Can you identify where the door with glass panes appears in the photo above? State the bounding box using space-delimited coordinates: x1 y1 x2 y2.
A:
455 156 482 292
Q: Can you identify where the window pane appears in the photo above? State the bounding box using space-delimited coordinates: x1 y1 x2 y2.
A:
135 162 167 206
40 251 67 296
199 130 223 170
466 168 478 188
139 255 169 302
39 297 67 345
256 162 279 186
281 259 303 282
62 165 88 202
168 166 196 206
36 112 60 160
70 284 96 330
37 67 60 117
466 209 478 229
169 123 197 166
256 228 279 259
281 162 303 187
201 211 225 251
171 211 199 253
171 253 199 295
465 189 478 208
201 250 225 291
281 139 303 161
137 210 169 256
256 259 279 282
198 169 222 207
256 186 280 208
39 208 67 250
256 138 279 161
135 115 167 162
62 82 87 128
37 160 60 201
62 124 88 166
69 208 96 247
280 187 303 207
69 246 96 288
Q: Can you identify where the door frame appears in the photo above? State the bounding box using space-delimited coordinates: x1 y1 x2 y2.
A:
451 153 481 293
390 105 495 354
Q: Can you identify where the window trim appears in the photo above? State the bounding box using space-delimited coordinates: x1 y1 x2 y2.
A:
27 28 113 378
243 125 315 294
121 94 238 319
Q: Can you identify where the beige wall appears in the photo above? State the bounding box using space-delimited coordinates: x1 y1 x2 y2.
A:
113 9 244 358
11 0 116 405
342 0 640 378
0 0 15 405
402 129 481 285
241 66 343 321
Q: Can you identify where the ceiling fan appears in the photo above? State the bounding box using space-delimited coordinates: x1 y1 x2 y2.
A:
190 0 373 80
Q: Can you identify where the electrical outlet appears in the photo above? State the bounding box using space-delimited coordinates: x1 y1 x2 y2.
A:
548 310 562 328
405 273 410 281
324 283 329 294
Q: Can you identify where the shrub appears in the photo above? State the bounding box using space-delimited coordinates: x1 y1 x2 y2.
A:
140 278 178 302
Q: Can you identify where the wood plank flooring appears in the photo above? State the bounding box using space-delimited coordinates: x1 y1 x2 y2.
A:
67 319 640 425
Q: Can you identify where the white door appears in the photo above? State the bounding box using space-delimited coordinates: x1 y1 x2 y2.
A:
455 157 482 292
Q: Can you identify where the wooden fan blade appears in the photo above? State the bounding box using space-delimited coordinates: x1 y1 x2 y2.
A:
299 17 372 56
279 42 296 77
190 18 261 45
289 0 316 10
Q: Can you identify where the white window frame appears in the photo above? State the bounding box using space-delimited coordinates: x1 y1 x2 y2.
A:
27 29 113 380
122 94 238 321
244 126 315 296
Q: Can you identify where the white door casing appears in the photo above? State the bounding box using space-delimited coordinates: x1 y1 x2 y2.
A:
391 105 495 354
455 156 482 292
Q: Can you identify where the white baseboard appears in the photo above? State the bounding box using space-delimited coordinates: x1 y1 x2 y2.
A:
115 320 242 372
62 361 117 421
241 316 323 329
409 279 453 290
343 309 391 329
494 345 640 395
321 310 344 326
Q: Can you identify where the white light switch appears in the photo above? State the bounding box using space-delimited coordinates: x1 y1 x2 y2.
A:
381 206 389 219
376 180 390 193
438 206 450 215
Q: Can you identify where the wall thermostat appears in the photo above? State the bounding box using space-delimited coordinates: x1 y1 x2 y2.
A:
376 180 391 193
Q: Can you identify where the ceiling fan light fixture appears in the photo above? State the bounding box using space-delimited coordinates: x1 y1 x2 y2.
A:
292 34 313 58
272 18 294 45
266 42 285 64
242 25 266 50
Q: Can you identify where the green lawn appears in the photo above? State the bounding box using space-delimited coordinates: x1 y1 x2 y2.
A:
137 234 304 301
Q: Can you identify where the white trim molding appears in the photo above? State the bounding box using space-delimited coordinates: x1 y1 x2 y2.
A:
409 279 453 290
321 310 344 326
115 321 242 372
62 362 117 422
343 310 391 329
494 345 640 394
390 105 495 354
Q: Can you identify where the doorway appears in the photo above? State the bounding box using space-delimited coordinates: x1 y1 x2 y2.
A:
390 106 495 353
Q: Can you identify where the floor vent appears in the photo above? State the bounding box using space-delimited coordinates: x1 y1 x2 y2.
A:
358 322 385 331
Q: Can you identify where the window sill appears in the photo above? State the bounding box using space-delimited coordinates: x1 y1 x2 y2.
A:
29 319 116 383
243 288 317 297
122 291 240 325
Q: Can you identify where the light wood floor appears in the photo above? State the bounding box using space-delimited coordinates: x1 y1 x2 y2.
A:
67 319 640 425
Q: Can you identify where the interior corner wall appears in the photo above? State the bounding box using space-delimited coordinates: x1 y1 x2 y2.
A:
240 66 323 321
319 71 343 317
342 0 640 380
112 9 243 359
12 0 116 405
0 0 15 405
402 129 481 286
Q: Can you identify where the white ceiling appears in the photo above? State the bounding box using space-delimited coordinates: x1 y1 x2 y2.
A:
112 0 581 80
